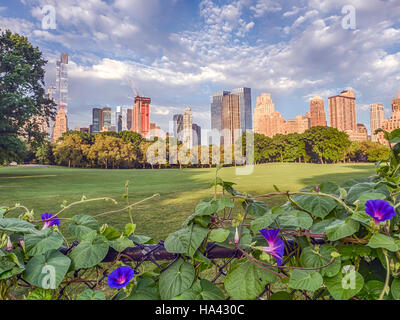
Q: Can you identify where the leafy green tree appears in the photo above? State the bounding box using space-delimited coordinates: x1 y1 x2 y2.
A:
303 127 350 164
0 29 56 163
54 134 88 168
35 141 54 165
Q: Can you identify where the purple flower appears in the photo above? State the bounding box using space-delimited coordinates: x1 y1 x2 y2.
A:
107 266 135 289
41 213 60 229
259 229 285 266
365 200 396 226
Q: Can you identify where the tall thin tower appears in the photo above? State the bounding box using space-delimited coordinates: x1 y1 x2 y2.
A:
370 103 385 142
52 53 69 142
56 53 68 110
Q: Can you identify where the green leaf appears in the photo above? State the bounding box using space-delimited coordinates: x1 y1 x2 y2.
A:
319 182 341 196
325 219 359 241
69 215 99 240
367 233 399 252
224 259 277 300
173 279 225 300
324 269 364 300
288 270 323 291
124 223 136 237
127 278 160 300
268 291 293 300
130 234 153 244
159 259 195 300
24 229 64 256
391 278 400 300
195 200 219 216
26 288 53 300
310 218 336 234
217 196 234 211
209 228 230 243
102 226 121 240
278 210 313 229
245 201 270 217
293 194 337 219
77 289 106 300
300 245 341 277
358 280 385 300
250 213 274 234
109 236 133 252
23 250 71 289
0 218 37 234
346 183 389 204
164 225 209 257
69 232 109 269
339 244 371 260
351 210 373 225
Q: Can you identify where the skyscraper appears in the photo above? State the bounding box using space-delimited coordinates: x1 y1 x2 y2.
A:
370 103 385 142
309 96 327 127
221 94 241 146
116 106 123 132
328 90 357 132
253 93 275 134
127 109 133 131
52 53 69 142
92 108 102 133
192 123 202 146
211 91 230 132
52 106 68 142
133 96 151 136
380 92 400 144
55 53 68 110
183 107 193 148
173 114 184 140
232 87 252 131
101 107 112 131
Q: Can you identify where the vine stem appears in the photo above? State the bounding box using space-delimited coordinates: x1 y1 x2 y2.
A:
379 249 391 300
93 194 160 218
53 197 118 217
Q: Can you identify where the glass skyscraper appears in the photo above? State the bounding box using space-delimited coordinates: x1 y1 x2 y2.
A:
211 91 230 131
232 87 252 131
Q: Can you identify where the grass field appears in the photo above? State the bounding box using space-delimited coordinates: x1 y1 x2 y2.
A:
0 163 376 240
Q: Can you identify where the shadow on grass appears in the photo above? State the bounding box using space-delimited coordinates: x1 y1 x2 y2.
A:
299 164 376 187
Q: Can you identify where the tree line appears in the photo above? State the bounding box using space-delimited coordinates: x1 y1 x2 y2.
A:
26 126 390 169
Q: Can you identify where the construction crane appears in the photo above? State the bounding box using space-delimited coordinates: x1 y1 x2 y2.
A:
129 79 140 97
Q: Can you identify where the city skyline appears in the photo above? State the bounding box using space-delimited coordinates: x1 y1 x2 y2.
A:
1 1 399 133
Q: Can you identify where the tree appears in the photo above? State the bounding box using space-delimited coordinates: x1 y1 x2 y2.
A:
0 29 56 163
54 134 88 168
303 127 350 164
35 141 54 165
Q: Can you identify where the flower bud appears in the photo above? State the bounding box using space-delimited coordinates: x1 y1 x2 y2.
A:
234 227 239 245
6 237 12 251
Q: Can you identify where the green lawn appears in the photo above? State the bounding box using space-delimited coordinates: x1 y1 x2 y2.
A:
0 163 376 240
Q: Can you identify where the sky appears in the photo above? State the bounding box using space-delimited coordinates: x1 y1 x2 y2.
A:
1 0 400 134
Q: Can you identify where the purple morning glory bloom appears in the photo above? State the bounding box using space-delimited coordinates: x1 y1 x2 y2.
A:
41 213 60 229
259 229 285 266
107 266 135 289
365 199 396 226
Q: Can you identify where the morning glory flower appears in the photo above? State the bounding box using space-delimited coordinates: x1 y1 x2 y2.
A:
365 199 396 226
107 266 135 289
41 213 60 229
259 229 285 266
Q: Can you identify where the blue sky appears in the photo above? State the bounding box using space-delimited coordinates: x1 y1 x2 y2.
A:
1 0 400 133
